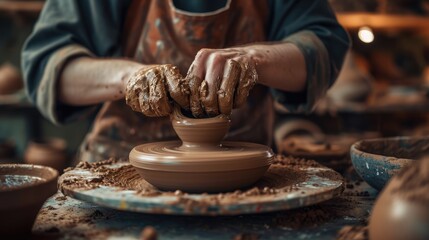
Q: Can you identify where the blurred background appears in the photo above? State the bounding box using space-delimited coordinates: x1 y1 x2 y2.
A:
0 0 428 174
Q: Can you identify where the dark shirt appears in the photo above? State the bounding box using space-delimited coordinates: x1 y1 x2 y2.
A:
22 0 349 124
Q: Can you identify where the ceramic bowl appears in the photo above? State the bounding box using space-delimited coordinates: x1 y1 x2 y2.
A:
0 164 58 236
350 136 427 190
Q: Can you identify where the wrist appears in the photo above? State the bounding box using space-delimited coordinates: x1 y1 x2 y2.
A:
242 42 307 92
241 44 271 85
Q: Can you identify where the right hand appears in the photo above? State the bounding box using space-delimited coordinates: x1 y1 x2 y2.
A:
125 65 190 117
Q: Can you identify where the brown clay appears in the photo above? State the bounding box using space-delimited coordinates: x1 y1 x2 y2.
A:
24 138 67 172
126 65 190 117
218 60 241 115
187 75 205 118
369 158 429 240
61 156 332 202
234 60 257 108
161 65 190 109
129 105 273 192
126 62 257 118
0 164 58 236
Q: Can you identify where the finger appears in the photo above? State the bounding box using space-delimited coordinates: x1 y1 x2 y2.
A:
234 61 257 108
200 53 225 116
187 48 211 77
125 69 145 112
218 59 241 115
139 85 156 117
187 75 205 118
161 65 190 110
147 67 172 117
200 80 219 117
138 69 156 116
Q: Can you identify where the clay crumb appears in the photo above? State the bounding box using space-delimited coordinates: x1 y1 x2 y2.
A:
59 155 342 211
141 226 158 240
46 206 56 211
55 195 67 201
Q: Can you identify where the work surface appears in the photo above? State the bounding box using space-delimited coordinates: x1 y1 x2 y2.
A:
32 181 376 240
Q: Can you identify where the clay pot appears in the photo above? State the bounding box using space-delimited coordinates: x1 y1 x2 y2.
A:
369 159 429 240
24 138 67 172
0 63 23 95
0 164 58 236
130 106 273 192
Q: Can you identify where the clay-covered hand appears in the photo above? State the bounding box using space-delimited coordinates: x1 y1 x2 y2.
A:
186 48 258 117
126 65 190 117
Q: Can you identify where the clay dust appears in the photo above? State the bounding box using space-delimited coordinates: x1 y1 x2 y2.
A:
60 155 342 209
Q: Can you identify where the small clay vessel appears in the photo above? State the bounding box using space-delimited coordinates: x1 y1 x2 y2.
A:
24 138 67 172
369 159 429 240
130 106 274 192
0 63 23 95
0 164 58 236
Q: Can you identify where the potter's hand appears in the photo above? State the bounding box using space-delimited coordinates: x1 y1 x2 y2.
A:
126 65 190 117
186 48 257 117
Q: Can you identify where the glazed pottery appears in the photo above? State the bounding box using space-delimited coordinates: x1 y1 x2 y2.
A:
350 136 426 190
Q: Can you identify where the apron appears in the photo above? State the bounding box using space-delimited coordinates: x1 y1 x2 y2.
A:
78 0 274 163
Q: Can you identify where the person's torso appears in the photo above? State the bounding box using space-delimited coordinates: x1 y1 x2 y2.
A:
85 0 274 161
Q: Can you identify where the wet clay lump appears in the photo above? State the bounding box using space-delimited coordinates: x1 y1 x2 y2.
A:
125 63 256 118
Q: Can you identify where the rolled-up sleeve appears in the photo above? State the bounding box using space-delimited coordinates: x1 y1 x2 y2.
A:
267 0 350 112
22 0 131 124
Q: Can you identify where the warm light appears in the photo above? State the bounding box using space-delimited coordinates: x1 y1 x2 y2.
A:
358 26 374 43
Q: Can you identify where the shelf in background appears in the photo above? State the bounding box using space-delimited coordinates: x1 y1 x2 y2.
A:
0 1 44 13
337 13 429 32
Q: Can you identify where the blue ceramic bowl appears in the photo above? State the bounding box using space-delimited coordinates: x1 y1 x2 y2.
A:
350 136 428 190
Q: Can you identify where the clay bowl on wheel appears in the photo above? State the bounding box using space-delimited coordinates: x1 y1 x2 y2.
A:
130 107 274 193
350 136 428 190
0 164 58 236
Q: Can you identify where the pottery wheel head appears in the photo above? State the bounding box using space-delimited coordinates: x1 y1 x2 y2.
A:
129 106 274 192
129 141 274 192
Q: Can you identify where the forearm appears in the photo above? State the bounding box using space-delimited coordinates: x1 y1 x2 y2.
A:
59 57 144 106
243 42 307 92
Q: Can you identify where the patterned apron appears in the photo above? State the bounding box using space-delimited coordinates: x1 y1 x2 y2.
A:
79 0 274 163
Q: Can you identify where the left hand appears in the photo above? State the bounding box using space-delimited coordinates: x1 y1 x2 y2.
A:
186 48 258 117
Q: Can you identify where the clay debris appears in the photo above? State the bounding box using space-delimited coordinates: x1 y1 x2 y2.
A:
59 156 342 208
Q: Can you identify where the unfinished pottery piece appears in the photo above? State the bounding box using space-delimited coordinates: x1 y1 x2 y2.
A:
350 136 428 190
0 164 58 235
130 106 274 192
